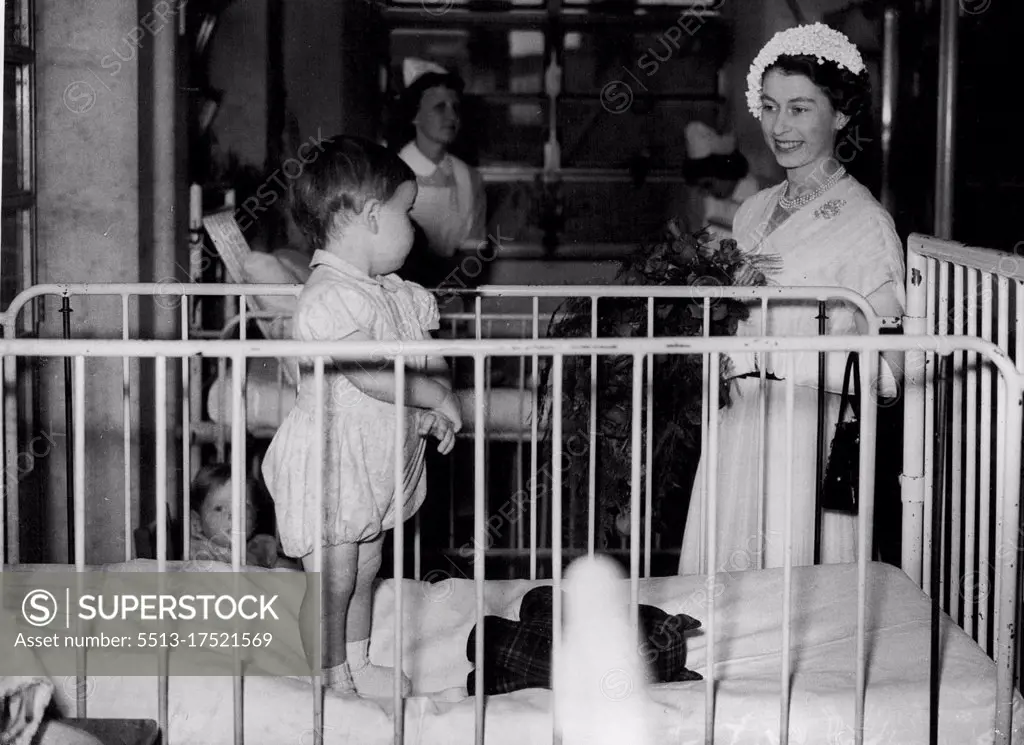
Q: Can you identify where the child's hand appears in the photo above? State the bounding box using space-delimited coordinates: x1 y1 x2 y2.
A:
417 410 457 455
435 389 463 434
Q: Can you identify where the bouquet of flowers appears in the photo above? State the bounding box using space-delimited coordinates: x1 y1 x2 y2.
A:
539 219 781 552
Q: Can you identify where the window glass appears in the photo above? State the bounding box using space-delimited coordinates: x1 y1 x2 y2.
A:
559 99 722 169
385 1 726 252
488 180 702 245
388 0 543 6
390 28 545 95
5 0 30 47
1 210 27 308
563 29 726 95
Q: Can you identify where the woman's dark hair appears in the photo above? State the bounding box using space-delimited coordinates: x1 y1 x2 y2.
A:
399 70 464 127
289 134 415 252
387 70 465 149
765 54 872 137
766 53 878 190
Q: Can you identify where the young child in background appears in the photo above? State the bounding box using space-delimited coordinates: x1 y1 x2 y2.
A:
261 134 461 698
189 463 299 570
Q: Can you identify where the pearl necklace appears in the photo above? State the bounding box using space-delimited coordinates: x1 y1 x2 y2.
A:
778 166 846 211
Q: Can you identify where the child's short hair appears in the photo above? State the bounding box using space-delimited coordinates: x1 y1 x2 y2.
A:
190 463 247 514
290 134 415 252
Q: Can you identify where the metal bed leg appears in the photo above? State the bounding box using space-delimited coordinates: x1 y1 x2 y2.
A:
930 353 952 745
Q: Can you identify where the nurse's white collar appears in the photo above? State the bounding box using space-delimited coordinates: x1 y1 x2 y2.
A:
399 141 450 177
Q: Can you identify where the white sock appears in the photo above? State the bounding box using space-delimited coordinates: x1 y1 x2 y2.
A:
346 638 412 698
346 639 371 668
323 661 355 694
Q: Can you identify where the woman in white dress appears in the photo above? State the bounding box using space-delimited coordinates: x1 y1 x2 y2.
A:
395 59 487 290
679 24 905 575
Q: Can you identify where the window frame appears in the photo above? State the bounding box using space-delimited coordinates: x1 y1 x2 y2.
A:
382 1 726 254
2 0 37 328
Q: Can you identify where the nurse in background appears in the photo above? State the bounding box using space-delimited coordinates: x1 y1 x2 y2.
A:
395 59 487 291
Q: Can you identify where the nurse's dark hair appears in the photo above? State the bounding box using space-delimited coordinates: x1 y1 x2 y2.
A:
289 134 415 252
399 70 465 126
765 54 872 137
387 69 465 149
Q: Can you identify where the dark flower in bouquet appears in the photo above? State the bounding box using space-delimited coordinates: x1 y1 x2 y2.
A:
538 219 780 552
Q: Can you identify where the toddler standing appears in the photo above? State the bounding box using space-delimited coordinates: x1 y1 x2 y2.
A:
262 135 461 698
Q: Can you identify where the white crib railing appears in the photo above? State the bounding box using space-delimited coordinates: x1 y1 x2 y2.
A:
904 232 1024 680
1 329 1022 744
0 282 881 580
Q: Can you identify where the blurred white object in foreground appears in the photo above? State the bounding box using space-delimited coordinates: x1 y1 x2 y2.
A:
553 555 655 745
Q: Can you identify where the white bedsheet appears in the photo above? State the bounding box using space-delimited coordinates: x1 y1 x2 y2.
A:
205 359 533 436
15 560 1024 744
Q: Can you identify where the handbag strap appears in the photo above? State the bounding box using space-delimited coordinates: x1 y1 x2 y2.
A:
837 352 860 422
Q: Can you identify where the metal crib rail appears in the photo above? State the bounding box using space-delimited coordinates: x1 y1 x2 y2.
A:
1 282 884 583
1 333 1021 745
905 233 1024 688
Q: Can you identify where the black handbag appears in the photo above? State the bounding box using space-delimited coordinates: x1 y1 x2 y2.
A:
822 353 860 514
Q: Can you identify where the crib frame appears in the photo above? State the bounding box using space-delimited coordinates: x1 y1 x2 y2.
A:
0 330 1020 745
5 246 1024 742
904 233 1024 678
0 282 883 576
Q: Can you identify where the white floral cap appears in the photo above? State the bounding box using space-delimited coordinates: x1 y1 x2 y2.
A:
745 23 866 118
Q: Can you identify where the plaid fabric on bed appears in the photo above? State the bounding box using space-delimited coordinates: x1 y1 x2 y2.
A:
465 586 702 695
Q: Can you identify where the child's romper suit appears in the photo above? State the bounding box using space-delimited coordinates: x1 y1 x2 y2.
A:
262 250 440 557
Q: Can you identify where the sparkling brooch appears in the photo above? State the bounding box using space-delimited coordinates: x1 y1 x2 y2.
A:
814 199 846 220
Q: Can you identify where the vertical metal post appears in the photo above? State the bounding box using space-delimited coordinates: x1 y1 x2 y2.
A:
0 350 5 566
530 298 539 580
902 248 928 586
814 301 827 565
644 300 654 576
930 355 951 745
60 296 75 562
934 0 958 239
156 356 170 739
123 297 133 562
312 359 325 744
588 297 598 558
780 361 796 744
705 351 721 742
880 8 898 215
73 356 87 717
3 315 18 564
950 266 965 624
394 357 406 745
923 260 938 597
978 271 994 652
630 354 643 628
995 371 1023 744
475 353 487 745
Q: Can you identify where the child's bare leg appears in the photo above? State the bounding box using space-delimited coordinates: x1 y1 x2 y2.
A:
301 542 358 692
345 534 381 641
344 534 413 697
